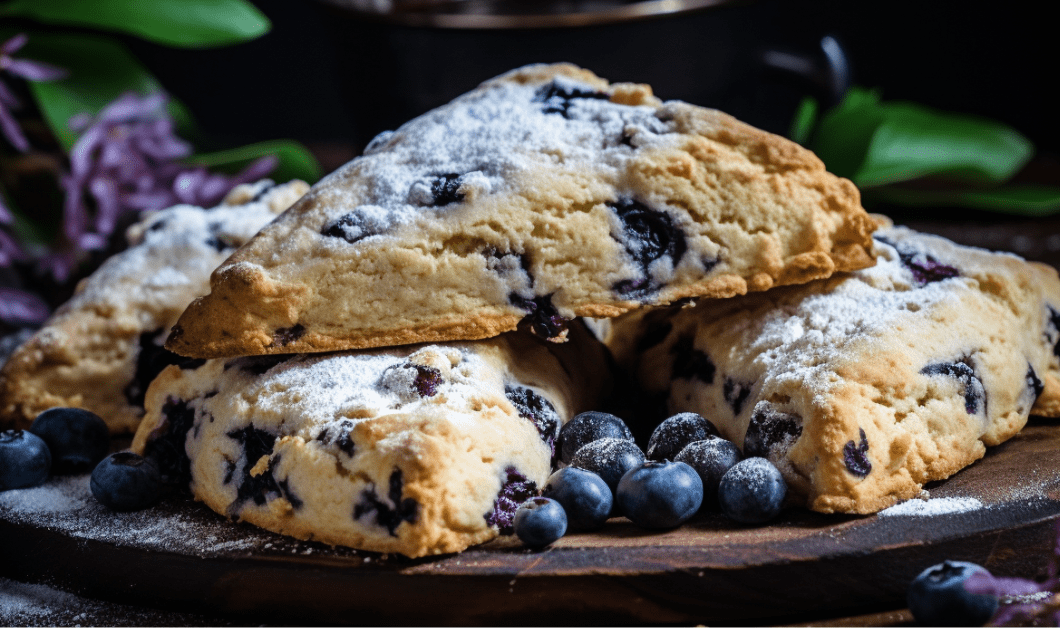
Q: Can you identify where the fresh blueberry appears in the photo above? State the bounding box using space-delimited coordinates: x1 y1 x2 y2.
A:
514 496 567 548
907 561 998 627
558 411 634 466
718 457 787 524
616 460 703 528
674 437 742 504
0 429 51 490
569 438 646 494
646 412 720 462
541 467 613 531
30 407 110 475
90 452 162 511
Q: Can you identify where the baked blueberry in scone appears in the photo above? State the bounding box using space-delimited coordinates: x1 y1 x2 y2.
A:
0 180 308 434
166 63 877 359
606 224 1060 514
131 322 610 558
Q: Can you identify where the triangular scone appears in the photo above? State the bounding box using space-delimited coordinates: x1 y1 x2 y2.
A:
0 180 308 433
132 323 610 557
167 63 877 359
605 225 1060 514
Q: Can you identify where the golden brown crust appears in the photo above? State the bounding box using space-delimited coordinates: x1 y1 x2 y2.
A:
167 63 875 359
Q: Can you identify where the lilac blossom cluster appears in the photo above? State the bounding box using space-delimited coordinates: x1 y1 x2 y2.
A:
53 90 276 281
965 520 1060 625
1 33 276 327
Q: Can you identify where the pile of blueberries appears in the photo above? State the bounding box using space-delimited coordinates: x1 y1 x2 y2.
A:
0 407 160 510
513 410 787 548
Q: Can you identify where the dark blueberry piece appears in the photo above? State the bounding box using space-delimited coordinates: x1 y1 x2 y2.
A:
90 452 161 511
322 213 380 244
30 408 110 475
226 425 279 506
429 173 465 206
485 466 537 534
1048 306 1060 360
558 411 634 466
616 460 703 528
907 561 998 627
669 334 715 384
646 412 721 462
505 386 561 456
354 468 418 536
701 256 720 273
534 79 609 117
744 403 803 460
316 419 357 457
674 438 742 505
224 354 294 376
125 330 206 408
718 457 787 524
1027 363 1045 401
410 365 442 397
142 397 196 485
876 236 960 286
509 293 568 339
203 221 231 253
921 361 986 415
271 324 306 347
570 438 646 495
843 428 871 478
723 378 753 416
276 477 303 510
0 429 51 490
609 198 687 298
514 496 567 548
542 467 613 531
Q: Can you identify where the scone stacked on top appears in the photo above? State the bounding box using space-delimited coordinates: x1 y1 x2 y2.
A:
604 222 1060 514
165 62 876 359
126 62 880 557
0 180 309 434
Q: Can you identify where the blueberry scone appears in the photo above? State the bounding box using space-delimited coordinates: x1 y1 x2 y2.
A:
0 180 308 434
606 225 1060 514
131 323 610 557
166 63 877 359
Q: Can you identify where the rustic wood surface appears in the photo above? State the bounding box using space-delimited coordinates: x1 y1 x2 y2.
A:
3 419 1059 626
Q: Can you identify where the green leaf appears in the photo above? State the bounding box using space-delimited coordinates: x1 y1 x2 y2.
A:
808 87 1034 188
186 140 323 184
854 102 1033 187
808 88 886 180
17 32 197 150
867 184 1060 217
788 97 818 146
1 0 270 48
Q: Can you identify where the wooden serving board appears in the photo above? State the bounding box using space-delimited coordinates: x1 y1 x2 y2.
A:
3 420 1060 626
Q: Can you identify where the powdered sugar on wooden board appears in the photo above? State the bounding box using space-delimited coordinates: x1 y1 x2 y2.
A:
878 496 985 517
0 474 361 559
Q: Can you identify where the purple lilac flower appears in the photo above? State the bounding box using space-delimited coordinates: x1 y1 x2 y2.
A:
55 91 276 281
0 33 67 153
964 520 1060 625
0 286 49 326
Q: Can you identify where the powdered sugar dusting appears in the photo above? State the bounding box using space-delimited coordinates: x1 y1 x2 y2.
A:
316 70 672 238
878 496 984 517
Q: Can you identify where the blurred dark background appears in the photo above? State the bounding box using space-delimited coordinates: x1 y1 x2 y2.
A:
123 0 1056 172
121 0 1059 267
